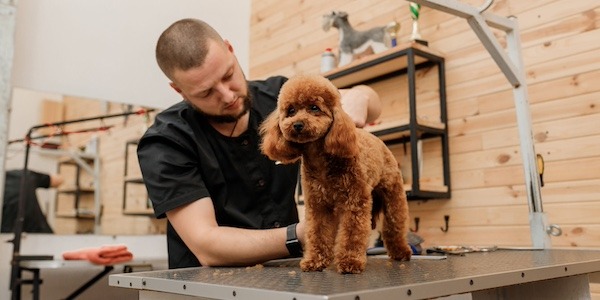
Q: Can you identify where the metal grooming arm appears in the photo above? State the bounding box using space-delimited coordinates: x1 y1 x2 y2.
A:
409 0 560 248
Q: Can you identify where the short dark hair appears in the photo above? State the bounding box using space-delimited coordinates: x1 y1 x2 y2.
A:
155 18 224 80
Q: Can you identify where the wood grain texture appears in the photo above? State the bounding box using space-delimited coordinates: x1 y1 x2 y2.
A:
250 0 600 250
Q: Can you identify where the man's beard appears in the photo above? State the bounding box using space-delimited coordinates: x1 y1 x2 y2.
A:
188 92 252 124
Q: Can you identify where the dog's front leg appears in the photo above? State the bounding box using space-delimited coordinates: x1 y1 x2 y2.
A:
338 52 353 67
334 188 373 274
300 195 336 272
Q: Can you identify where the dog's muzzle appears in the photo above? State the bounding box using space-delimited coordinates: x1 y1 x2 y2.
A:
293 122 304 132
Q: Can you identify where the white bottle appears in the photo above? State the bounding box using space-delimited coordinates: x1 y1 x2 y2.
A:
320 48 336 73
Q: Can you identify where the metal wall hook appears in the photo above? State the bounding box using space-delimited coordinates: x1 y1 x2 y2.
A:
547 224 562 237
410 217 420 232
440 215 450 232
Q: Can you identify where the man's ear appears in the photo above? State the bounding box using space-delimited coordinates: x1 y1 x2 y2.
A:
223 39 234 53
169 82 182 94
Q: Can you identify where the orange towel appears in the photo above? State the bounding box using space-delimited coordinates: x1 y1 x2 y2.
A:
62 244 133 265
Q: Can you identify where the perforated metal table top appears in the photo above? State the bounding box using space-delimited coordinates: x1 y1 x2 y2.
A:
109 249 600 300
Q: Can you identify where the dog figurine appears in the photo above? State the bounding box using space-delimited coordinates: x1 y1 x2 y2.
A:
322 11 395 67
260 74 412 274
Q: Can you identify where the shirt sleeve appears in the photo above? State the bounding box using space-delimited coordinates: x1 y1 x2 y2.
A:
138 133 210 219
27 170 51 189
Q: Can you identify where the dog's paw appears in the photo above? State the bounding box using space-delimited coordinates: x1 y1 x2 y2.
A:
300 258 329 272
388 245 412 261
336 257 366 274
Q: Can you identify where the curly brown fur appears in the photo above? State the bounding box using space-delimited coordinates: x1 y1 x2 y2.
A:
260 74 411 274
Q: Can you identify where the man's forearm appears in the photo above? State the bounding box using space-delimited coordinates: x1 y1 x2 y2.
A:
191 226 291 267
166 189 306 268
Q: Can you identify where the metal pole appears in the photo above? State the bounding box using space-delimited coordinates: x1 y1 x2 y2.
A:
505 16 552 248
0 0 18 235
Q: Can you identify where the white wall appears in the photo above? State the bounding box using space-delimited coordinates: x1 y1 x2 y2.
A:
11 0 251 109
2 2 250 297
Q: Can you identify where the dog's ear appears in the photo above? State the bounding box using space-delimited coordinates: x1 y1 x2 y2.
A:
259 110 302 164
324 106 359 158
336 11 348 19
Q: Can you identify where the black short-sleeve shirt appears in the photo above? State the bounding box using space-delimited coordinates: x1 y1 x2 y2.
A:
137 76 299 269
2 170 53 233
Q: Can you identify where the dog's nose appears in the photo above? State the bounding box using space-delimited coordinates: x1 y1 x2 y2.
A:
293 122 304 132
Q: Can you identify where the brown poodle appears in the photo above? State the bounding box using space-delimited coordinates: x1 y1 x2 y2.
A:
260 74 412 274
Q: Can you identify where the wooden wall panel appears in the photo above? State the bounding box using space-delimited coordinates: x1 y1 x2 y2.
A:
250 0 600 256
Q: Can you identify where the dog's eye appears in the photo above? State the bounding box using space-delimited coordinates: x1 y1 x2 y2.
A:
309 105 321 112
286 107 296 116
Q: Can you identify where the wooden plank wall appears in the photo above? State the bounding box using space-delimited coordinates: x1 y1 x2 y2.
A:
250 0 600 249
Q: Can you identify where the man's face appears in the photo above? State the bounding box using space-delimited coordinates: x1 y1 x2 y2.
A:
169 40 249 123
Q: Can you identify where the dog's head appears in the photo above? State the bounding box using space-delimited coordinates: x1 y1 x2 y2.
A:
322 11 348 32
260 74 358 164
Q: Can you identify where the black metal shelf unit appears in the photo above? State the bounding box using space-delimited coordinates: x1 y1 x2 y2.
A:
122 139 153 216
324 43 450 200
55 154 99 219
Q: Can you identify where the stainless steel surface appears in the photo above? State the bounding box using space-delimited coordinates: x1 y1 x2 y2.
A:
20 260 94 269
20 258 167 270
110 249 600 300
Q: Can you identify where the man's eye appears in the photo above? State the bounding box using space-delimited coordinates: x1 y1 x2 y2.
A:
199 90 211 98
309 105 320 112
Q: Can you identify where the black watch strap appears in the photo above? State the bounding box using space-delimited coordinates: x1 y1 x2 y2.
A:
285 223 303 257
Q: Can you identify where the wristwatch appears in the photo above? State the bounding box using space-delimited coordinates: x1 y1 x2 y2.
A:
285 223 303 257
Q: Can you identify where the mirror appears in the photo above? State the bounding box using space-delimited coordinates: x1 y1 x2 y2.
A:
5 88 165 235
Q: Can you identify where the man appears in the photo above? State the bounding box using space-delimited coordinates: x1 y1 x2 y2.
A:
1 169 63 233
138 18 381 269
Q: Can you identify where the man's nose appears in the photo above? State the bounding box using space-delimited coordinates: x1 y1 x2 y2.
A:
214 82 236 103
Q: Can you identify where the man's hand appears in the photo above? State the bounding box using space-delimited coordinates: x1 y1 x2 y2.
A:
49 174 64 188
340 85 382 128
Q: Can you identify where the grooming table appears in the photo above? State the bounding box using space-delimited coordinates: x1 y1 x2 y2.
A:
18 259 113 300
109 249 600 299
17 258 166 300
